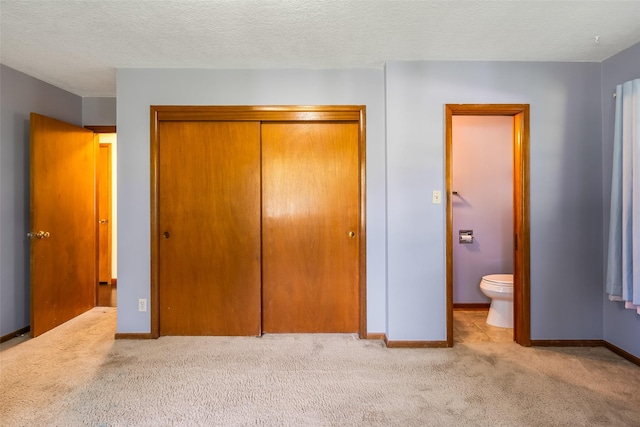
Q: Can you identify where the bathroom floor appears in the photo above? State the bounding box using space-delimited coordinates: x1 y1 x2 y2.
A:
453 309 513 343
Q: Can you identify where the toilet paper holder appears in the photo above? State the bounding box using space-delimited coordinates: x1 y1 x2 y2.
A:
459 230 474 244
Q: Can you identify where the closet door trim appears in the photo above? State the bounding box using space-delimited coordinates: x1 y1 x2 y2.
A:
150 105 367 338
154 105 361 122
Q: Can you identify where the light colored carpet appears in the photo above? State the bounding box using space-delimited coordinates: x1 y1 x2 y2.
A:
1 308 639 426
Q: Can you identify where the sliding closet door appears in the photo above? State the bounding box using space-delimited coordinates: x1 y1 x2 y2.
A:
158 121 261 336
262 122 360 333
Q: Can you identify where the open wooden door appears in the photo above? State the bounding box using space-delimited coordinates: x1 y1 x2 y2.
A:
29 113 97 337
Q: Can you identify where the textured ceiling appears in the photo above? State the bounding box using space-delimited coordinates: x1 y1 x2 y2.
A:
1 1 640 97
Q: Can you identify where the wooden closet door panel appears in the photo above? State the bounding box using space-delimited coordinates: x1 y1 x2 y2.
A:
262 122 359 333
158 121 261 336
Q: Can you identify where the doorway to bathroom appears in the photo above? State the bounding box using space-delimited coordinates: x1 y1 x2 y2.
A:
445 104 530 347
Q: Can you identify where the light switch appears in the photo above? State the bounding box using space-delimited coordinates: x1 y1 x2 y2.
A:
432 190 441 204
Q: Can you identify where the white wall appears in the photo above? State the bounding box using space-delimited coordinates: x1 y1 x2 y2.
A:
116 68 387 333
386 61 603 341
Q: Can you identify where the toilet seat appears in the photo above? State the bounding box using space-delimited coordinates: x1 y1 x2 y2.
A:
482 274 513 287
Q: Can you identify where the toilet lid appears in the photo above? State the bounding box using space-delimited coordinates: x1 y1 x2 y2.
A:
483 274 513 285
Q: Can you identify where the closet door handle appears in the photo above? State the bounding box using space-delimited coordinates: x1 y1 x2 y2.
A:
163 231 171 239
348 231 356 238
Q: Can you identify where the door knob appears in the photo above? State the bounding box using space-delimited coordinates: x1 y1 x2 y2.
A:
27 231 50 239
163 231 171 239
99 219 109 224
348 231 356 238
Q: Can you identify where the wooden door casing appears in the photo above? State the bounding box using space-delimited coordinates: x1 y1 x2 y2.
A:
444 104 530 347
30 113 97 337
262 122 360 333
97 143 112 284
157 121 262 336
149 106 367 338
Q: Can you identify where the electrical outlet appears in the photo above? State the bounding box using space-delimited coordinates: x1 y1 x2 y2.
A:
138 298 147 312
432 190 442 204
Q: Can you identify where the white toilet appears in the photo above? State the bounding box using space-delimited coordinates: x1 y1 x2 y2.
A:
479 274 514 328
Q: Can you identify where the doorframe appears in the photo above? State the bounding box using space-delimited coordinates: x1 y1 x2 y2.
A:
149 105 367 339
97 142 113 284
85 126 117 305
445 104 530 346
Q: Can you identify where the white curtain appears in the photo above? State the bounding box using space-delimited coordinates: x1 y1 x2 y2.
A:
606 78 640 315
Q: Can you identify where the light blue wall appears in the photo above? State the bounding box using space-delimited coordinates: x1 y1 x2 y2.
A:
601 42 640 358
4 57 631 346
82 97 116 126
0 65 82 336
115 68 387 334
385 61 603 341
